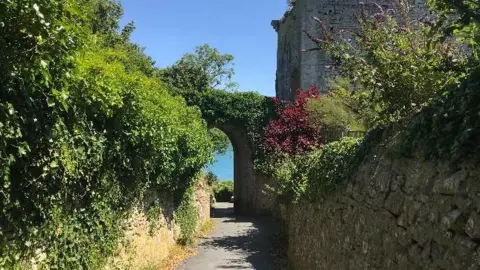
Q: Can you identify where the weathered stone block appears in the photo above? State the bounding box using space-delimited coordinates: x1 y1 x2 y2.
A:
390 175 404 191
376 209 397 232
430 240 444 262
407 243 422 261
365 193 384 210
397 213 408 229
394 227 410 247
432 228 454 246
466 212 480 240
407 224 433 247
453 233 478 250
455 197 472 211
404 197 423 225
414 194 429 203
420 241 432 262
433 170 466 196
384 192 404 216
441 209 462 230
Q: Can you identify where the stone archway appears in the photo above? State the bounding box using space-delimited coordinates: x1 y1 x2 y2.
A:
214 124 276 216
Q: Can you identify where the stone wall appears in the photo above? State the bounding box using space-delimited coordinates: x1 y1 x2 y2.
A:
273 4 302 101
193 177 211 231
107 178 211 269
254 173 280 216
285 147 480 269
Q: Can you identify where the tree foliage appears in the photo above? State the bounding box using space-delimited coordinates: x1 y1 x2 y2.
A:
209 128 231 155
0 0 213 268
161 44 237 103
306 77 366 132
428 0 480 60
263 86 323 156
211 180 234 202
160 45 239 154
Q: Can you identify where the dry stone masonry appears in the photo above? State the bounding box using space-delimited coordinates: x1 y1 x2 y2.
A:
282 144 480 269
106 178 212 269
272 0 428 101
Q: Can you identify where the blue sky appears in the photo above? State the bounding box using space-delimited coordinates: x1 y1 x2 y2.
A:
119 1 289 180
119 0 289 97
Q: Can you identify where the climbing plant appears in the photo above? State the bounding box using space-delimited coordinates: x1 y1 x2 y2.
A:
197 88 275 153
0 0 213 268
174 184 198 246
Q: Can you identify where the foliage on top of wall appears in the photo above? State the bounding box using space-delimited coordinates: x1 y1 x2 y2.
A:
397 0 480 161
270 137 363 203
269 149 322 203
305 137 362 200
0 0 213 268
197 89 275 150
399 65 480 161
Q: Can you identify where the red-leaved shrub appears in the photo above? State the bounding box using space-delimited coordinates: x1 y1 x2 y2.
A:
263 86 323 155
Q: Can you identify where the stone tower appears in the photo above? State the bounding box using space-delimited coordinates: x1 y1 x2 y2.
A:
272 0 428 101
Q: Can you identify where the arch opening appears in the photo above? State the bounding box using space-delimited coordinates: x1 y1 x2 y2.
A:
207 125 256 216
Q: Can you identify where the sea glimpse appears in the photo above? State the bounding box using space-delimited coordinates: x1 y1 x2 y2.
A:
207 147 234 181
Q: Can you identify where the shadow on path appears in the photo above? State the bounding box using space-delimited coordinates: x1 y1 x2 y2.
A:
178 203 287 270
210 205 235 218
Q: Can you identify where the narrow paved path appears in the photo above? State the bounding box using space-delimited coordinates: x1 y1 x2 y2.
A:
177 202 286 270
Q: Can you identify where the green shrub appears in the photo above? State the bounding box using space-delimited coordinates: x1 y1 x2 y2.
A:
306 138 362 200
270 150 323 203
212 180 234 202
269 137 362 203
174 185 198 246
305 3 467 127
306 86 366 132
398 0 480 161
400 71 480 160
